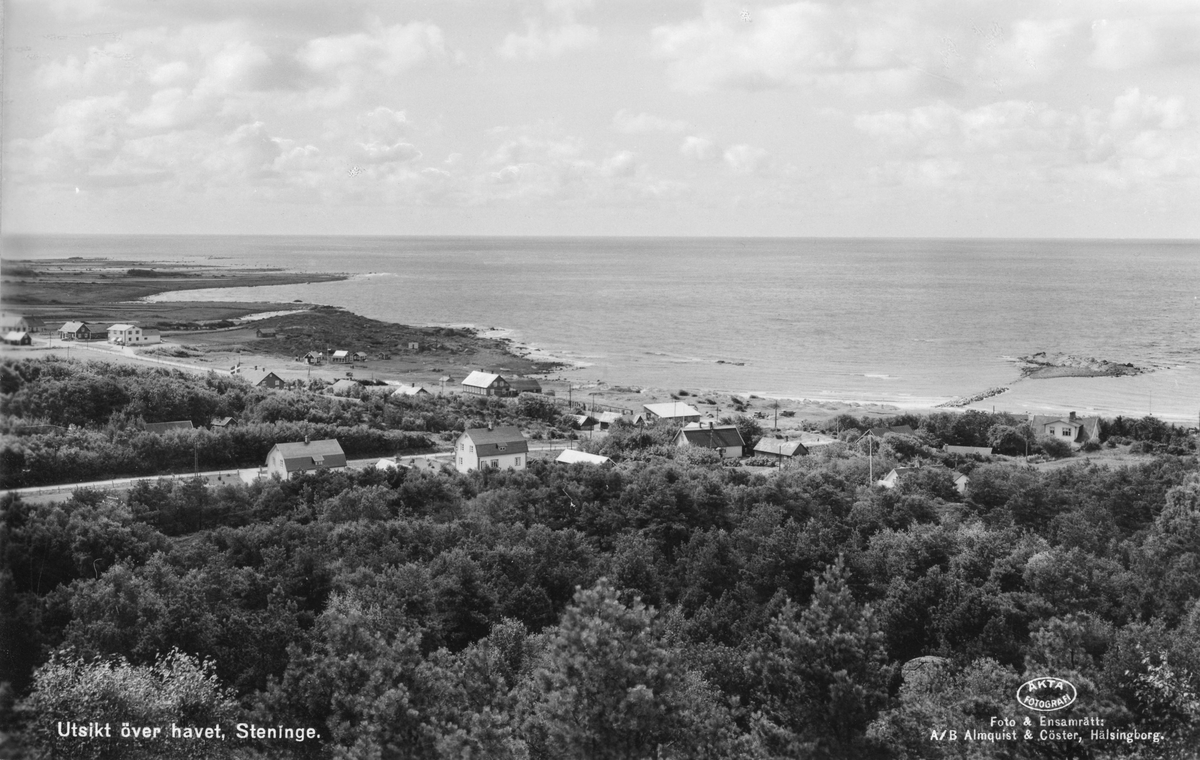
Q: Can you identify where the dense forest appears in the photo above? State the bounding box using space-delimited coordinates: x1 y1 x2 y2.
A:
2 357 1199 758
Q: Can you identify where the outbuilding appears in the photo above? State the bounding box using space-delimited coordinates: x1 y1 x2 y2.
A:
461 371 510 397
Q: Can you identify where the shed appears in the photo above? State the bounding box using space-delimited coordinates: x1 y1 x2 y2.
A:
508 377 542 394
330 350 351 364
556 450 614 466
2 331 31 346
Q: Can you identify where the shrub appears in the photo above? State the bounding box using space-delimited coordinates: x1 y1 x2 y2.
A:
1038 436 1073 459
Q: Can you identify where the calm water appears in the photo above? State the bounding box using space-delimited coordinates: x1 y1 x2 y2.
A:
5 235 1198 403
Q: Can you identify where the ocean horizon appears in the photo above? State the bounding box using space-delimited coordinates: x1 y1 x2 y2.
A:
5 234 1199 413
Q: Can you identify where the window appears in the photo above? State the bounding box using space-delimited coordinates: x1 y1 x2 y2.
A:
491 459 499 468
458 457 463 465
469 445 474 452
514 457 522 467
1062 429 1072 437
498 443 507 451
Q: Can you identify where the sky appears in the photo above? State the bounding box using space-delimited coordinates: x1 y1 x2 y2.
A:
3 0 1200 238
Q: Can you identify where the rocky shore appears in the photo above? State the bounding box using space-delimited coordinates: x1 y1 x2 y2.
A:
1018 352 1145 379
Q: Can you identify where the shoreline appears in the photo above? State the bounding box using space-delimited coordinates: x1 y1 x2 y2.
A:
6 257 1197 427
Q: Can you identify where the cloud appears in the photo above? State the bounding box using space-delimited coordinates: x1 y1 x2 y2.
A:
498 21 598 60
612 110 689 134
680 135 715 161
723 144 769 174
299 20 447 101
853 88 1199 189
498 0 598 60
651 1 936 95
1088 14 1200 70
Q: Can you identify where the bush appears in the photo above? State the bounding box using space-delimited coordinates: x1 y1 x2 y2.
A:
1038 436 1073 459
1081 440 1102 453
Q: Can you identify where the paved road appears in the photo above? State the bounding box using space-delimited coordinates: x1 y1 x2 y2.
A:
1 442 582 503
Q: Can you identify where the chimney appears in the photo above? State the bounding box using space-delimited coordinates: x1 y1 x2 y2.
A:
304 433 310 444
1069 411 1076 421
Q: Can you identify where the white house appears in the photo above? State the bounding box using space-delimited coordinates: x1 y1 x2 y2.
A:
643 402 702 423
877 467 920 489
266 438 347 479
675 422 745 458
108 324 160 346
455 426 528 473
1028 412 1101 448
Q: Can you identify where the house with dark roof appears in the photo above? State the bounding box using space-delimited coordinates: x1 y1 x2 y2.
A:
58 321 100 340
508 377 542 394
454 426 528 473
461 371 510 397
238 368 287 388
675 422 745 458
266 438 347 479
144 420 195 435
643 402 702 423
255 328 277 338
210 417 235 428
1028 412 1101 448
391 384 431 398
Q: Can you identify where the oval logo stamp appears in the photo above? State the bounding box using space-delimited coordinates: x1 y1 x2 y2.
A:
1017 677 1077 712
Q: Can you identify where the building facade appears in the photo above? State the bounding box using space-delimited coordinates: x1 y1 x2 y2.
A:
455 426 528 473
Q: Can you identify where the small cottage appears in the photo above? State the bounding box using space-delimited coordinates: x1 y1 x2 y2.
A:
675 422 745 458
643 402 702 424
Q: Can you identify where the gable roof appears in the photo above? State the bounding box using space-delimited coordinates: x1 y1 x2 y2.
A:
391 384 430 396
330 379 360 394
211 416 234 427
108 323 137 331
462 370 504 389
271 438 347 473
677 423 745 450
1029 413 1101 441
753 438 809 457
59 321 88 332
460 426 528 456
556 450 613 465
144 420 195 434
508 377 542 392
643 402 701 419
866 425 916 438
795 432 839 447
331 350 349 358
240 368 284 386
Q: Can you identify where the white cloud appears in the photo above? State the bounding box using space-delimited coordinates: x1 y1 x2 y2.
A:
1089 15 1200 70
680 135 715 161
854 88 1199 189
612 110 689 134
498 21 598 61
723 144 769 174
651 1 936 95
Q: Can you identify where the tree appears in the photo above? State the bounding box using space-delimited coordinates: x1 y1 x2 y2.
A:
751 556 890 759
520 579 739 760
17 649 238 760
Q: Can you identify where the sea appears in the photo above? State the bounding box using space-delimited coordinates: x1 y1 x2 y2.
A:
4 235 1199 408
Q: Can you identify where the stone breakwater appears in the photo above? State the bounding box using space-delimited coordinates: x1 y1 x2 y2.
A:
936 386 1010 408
1019 352 1145 379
